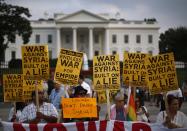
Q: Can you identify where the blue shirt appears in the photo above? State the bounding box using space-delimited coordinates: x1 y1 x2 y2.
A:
116 108 126 121
49 86 66 110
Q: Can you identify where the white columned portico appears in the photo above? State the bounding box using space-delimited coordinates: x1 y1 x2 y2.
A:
105 28 110 55
56 28 61 57
73 27 77 51
88 27 93 60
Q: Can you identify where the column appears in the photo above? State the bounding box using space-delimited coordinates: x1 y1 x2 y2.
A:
105 28 110 55
89 27 93 60
56 28 61 57
73 27 77 51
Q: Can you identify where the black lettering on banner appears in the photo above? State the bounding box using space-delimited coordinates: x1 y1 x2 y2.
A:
25 46 45 52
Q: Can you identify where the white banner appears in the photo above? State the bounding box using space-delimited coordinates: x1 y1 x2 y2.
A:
1 120 187 131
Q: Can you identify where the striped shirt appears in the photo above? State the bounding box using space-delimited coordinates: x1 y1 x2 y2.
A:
19 102 58 123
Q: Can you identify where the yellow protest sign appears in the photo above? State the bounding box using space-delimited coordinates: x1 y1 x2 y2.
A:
93 55 120 90
123 52 148 87
54 49 83 85
146 53 178 95
62 98 97 118
97 90 118 104
22 45 49 80
23 80 43 101
97 90 107 103
3 74 23 102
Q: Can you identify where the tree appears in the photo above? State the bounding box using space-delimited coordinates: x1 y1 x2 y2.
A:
0 0 32 62
159 27 187 62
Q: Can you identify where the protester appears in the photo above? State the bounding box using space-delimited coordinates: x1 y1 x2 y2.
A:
49 81 68 111
74 85 88 98
64 86 90 122
156 94 187 129
181 80 187 101
78 74 92 97
47 79 55 96
135 97 149 122
110 92 127 121
19 90 58 123
8 102 26 122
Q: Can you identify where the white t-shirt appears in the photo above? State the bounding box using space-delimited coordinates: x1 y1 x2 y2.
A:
167 88 183 98
81 81 92 96
156 111 187 128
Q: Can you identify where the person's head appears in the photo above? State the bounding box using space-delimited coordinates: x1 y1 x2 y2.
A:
53 81 61 90
16 102 26 111
115 92 125 109
74 85 87 97
31 89 44 103
135 97 141 108
78 74 84 84
167 94 179 112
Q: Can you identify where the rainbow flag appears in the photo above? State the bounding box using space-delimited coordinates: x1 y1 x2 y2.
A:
127 87 137 121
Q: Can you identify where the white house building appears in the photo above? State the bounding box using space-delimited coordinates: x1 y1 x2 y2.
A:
5 10 160 61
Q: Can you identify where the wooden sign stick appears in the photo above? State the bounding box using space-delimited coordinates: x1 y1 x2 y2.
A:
133 86 136 101
164 92 169 113
35 80 39 111
13 102 16 115
106 89 110 120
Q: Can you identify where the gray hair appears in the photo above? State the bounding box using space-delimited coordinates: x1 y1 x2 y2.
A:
115 92 124 101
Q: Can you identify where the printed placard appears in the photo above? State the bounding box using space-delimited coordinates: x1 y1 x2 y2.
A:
123 53 148 87
62 98 97 118
22 45 49 80
97 90 118 103
54 49 83 85
3 74 23 102
147 53 178 95
23 80 43 101
93 55 120 90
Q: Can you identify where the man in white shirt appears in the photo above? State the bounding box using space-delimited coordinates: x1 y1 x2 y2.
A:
19 90 58 123
78 75 92 97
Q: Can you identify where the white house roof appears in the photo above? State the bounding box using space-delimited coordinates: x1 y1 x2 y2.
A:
56 10 109 23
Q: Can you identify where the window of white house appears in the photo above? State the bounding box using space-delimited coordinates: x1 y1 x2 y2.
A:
124 35 129 43
48 34 52 43
35 34 40 43
80 34 85 43
94 34 99 43
49 50 52 59
112 51 117 55
136 35 141 43
65 35 70 43
11 51 16 59
112 35 117 43
94 51 99 56
148 35 153 43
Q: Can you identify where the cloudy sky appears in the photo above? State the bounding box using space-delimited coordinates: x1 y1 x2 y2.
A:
6 0 187 33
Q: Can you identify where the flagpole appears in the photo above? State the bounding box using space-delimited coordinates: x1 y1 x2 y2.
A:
13 102 16 115
133 86 136 101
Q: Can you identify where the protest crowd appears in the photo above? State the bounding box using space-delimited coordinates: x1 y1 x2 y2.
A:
1 45 187 131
